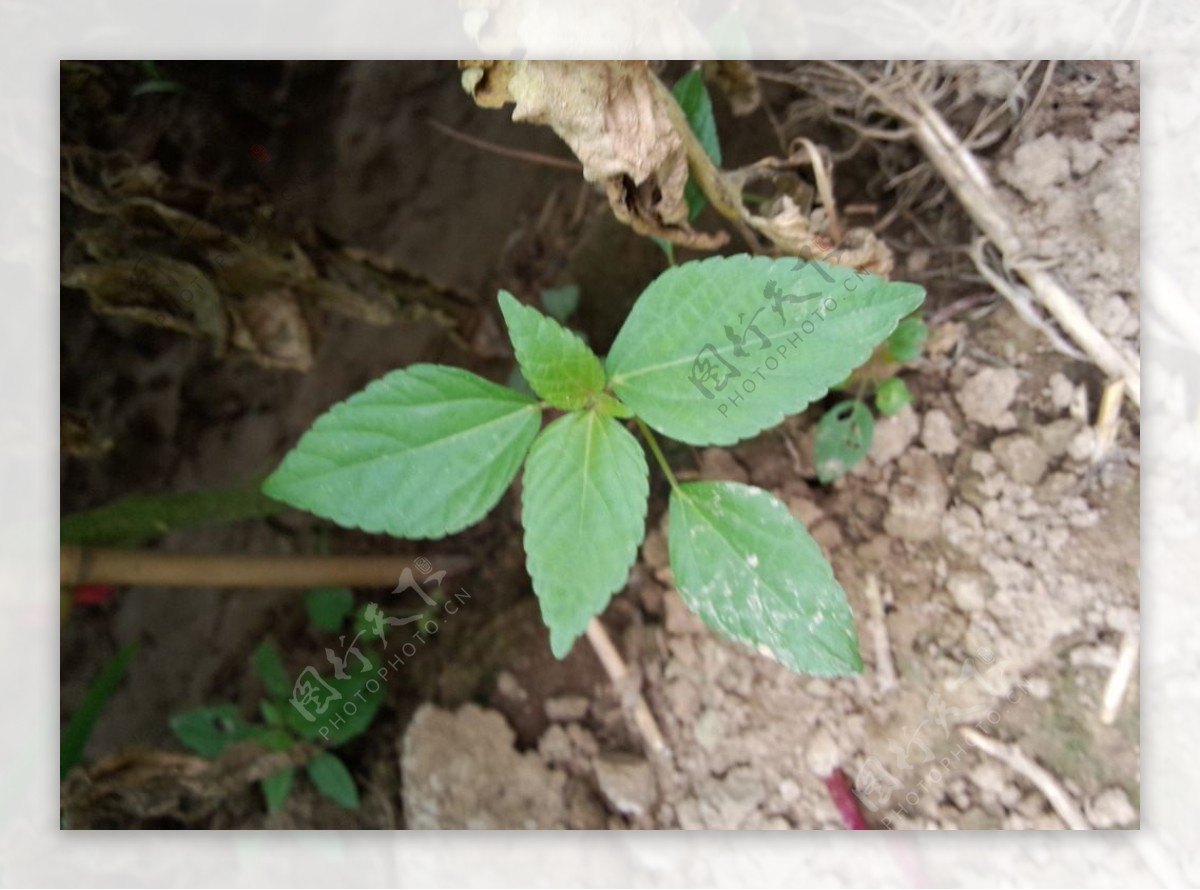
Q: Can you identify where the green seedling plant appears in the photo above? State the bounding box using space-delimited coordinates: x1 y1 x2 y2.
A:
61 644 138 779
264 255 924 676
814 315 928 483
169 586 379 812
508 284 582 396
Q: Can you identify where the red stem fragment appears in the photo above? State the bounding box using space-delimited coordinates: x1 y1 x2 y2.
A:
823 767 870 830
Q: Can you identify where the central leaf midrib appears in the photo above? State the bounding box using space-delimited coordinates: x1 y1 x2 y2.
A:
609 293 855 385
576 411 598 537
299 402 539 480
677 487 852 669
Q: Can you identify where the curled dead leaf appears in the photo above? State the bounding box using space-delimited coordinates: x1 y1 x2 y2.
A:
62 255 230 348
61 741 319 829
823 227 894 277
702 61 762 117
717 150 895 275
61 146 467 368
460 60 728 249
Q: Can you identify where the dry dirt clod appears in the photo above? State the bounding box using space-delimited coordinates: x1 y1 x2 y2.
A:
698 447 750 484
884 451 950 542
921 408 960 456
956 367 1021 430
947 572 989 613
545 695 590 723
999 133 1071 202
869 404 920 465
593 753 657 817
1085 787 1138 828
401 703 593 829
991 434 1050 486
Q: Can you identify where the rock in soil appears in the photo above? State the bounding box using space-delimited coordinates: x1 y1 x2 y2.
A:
400 703 600 829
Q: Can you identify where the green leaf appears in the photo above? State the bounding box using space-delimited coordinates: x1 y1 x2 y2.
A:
886 316 928 363
282 649 385 747
539 285 580 323
668 481 862 676
498 291 606 411
307 753 360 809
875 378 914 416
253 641 292 700
248 725 295 752
169 705 256 759
261 700 283 726
521 411 649 657
672 69 722 220
131 79 187 97
61 486 283 547
263 364 542 539
592 392 634 419
261 767 295 814
61 643 137 778
606 255 925 446
305 587 354 633
815 400 874 483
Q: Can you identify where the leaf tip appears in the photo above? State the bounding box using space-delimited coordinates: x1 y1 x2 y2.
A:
549 627 579 660
497 288 521 316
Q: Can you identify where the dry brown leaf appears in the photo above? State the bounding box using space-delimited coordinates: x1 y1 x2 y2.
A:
460 60 727 249
703 61 762 117
62 255 231 348
717 151 896 274
61 742 318 829
61 409 113 460
823 227 895 277
62 147 467 367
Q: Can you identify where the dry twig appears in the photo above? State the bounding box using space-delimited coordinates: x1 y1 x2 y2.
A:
907 91 1140 408
959 727 1089 829
1101 632 1139 725
585 617 671 762
863 574 897 695
61 546 470 589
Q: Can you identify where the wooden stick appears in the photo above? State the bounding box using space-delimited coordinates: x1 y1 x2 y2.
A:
1101 632 1139 725
959 727 1089 829
1093 379 1126 462
907 93 1140 409
427 118 582 172
585 617 671 761
863 574 898 695
61 546 470 589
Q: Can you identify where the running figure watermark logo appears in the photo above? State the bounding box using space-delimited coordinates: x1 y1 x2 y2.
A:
850 645 1038 826
288 558 469 739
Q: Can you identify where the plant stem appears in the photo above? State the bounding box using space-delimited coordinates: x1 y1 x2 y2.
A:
634 417 682 494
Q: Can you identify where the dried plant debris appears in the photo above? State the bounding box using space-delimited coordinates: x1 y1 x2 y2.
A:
460 61 891 273
721 153 894 273
702 61 762 117
61 147 467 370
61 409 113 460
460 60 725 250
60 742 316 829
